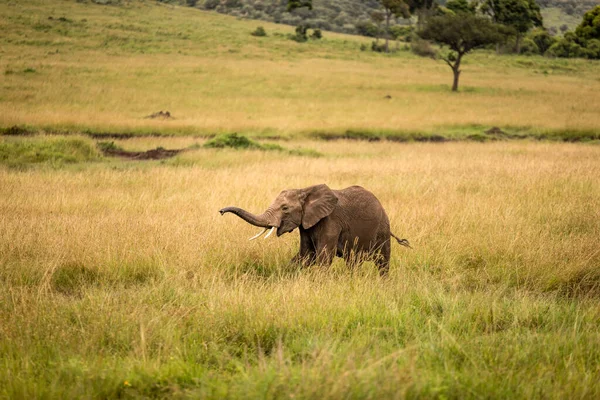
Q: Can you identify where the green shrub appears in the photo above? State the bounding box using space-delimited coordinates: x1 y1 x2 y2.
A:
411 37 437 58
203 133 262 150
202 0 219 10
203 133 320 157
584 39 600 59
389 25 413 40
520 38 540 55
97 141 124 152
530 28 556 55
355 21 379 38
575 5 600 42
310 29 322 40
291 24 309 42
251 26 267 37
547 37 584 58
371 41 386 52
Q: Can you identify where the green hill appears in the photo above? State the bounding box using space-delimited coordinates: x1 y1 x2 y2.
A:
1 0 599 140
181 0 600 36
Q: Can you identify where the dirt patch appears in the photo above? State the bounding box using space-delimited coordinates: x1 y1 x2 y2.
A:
99 143 184 160
144 110 173 120
313 132 382 142
484 126 528 140
485 126 506 136
87 132 138 139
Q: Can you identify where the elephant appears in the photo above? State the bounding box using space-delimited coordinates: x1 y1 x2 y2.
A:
219 184 410 275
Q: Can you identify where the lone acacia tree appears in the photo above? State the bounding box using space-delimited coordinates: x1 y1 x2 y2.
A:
419 14 506 91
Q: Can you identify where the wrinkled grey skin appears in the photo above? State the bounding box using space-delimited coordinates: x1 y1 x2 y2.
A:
219 184 410 275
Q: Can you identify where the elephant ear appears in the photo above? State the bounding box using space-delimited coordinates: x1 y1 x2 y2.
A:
300 184 338 229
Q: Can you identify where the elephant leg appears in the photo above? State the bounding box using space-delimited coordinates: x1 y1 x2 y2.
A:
291 228 317 267
314 229 341 267
375 238 391 276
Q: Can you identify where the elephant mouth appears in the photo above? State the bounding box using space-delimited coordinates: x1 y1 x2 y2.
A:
277 225 295 237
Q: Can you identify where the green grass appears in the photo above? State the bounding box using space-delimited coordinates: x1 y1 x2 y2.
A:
1 139 599 398
204 133 322 156
1 1 600 398
0 136 101 168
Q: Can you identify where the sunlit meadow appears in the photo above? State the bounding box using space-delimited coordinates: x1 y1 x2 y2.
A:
1 0 600 398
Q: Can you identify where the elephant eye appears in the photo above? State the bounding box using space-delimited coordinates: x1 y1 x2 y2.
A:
281 205 289 211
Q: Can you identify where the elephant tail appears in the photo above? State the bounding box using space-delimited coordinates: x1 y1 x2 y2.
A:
391 233 412 249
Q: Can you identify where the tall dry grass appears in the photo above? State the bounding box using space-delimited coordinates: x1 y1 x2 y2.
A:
1 139 599 398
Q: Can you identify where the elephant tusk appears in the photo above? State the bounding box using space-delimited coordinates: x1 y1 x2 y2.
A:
264 226 276 239
248 228 268 241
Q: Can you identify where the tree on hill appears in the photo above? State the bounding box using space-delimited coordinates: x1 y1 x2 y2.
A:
445 0 477 15
407 0 438 30
575 5 600 43
287 0 313 12
378 0 411 52
481 0 543 53
287 0 316 41
419 14 507 91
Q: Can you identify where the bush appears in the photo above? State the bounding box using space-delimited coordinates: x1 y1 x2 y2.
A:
251 26 267 37
584 39 600 59
355 21 379 38
389 25 413 40
203 133 263 150
546 37 584 58
310 29 322 39
530 28 556 55
371 41 386 52
291 24 309 42
202 0 219 10
575 5 600 42
520 38 540 55
97 141 124 152
411 37 437 58
203 133 320 156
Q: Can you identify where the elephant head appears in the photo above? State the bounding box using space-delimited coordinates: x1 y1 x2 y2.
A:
219 184 339 240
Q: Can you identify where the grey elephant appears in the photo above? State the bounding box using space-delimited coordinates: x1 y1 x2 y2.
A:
219 184 410 275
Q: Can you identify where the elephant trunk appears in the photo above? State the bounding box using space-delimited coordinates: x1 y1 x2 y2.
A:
219 206 275 228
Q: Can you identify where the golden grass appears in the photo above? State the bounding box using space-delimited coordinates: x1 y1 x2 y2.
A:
1 0 600 396
1 140 600 397
1 0 599 136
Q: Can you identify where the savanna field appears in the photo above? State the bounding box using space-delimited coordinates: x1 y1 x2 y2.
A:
1 1 600 399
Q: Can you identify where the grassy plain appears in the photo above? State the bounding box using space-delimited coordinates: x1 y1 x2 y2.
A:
2 138 600 398
1 0 600 398
1 0 599 139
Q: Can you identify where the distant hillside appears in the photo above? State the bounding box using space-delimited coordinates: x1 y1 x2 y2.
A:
195 0 393 35
182 0 600 36
537 0 600 17
92 0 600 36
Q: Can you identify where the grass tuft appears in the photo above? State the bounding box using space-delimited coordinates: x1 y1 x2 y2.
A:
203 133 264 150
51 262 100 296
204 133 321 157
